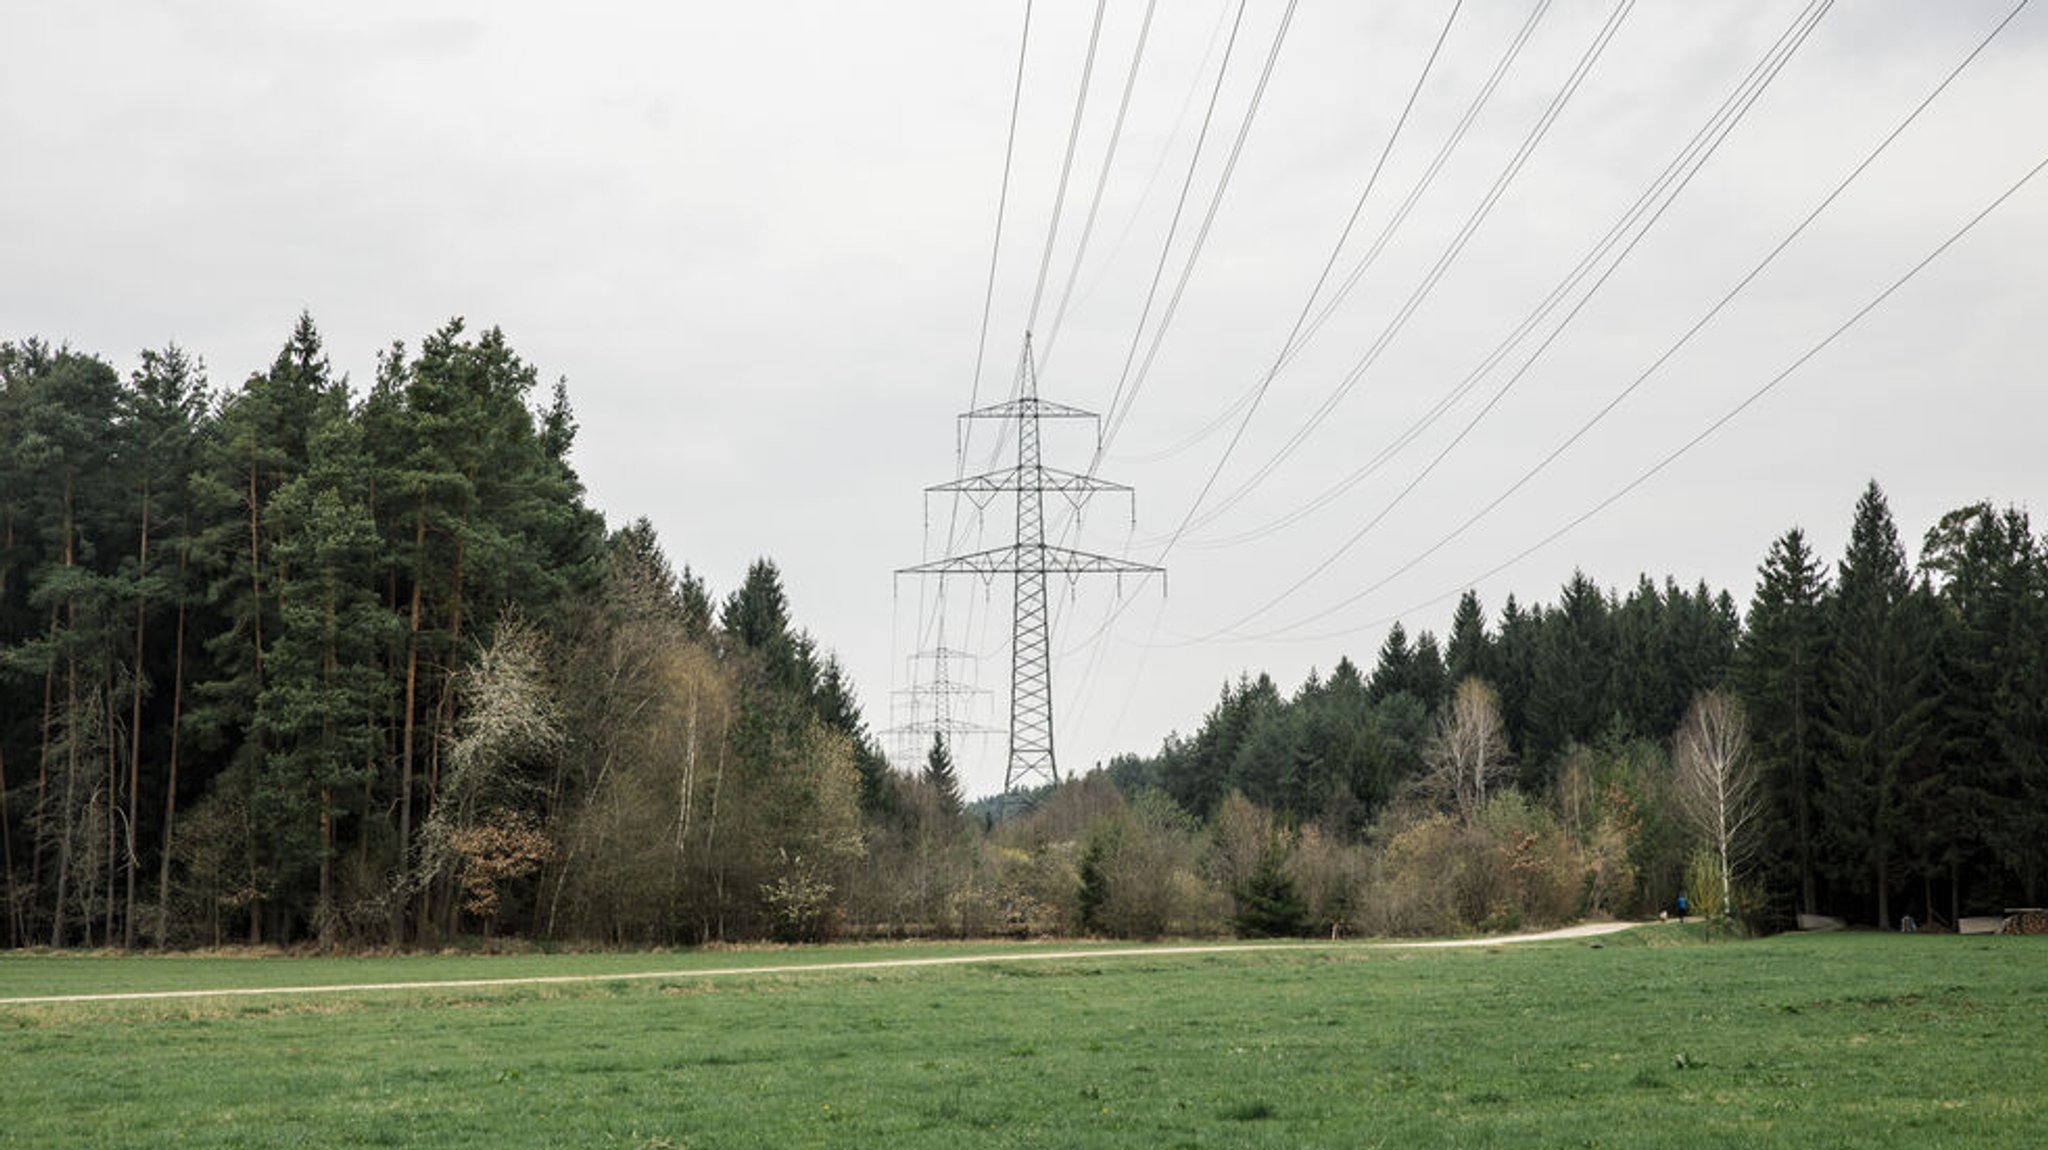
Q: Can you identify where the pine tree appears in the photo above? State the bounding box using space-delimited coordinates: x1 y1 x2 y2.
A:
117 345 209 946
1408 631 1447 713
1607 576 1671 740
923 732 962 817
1734 527 1831 918
1922 503 2048 909
1493 594 1538 762
2 343 124 945
1525 571 1613 786
1366 622 1413 704
1444 590 1492 687
1819 482 1936 927
185 314 332 942
257 386 386 944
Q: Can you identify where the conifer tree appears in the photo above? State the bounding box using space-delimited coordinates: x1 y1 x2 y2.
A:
924 732 962 817
186 314 334 941
1921 503 2048 909
2 344 124 945
1734 527 1830 917
117 345 208 945
1409 632 1447 712
1525 571 1613 785
1819 482 1936 927
1445 590 1492 688
258 386 386 944
1366 622 1413 703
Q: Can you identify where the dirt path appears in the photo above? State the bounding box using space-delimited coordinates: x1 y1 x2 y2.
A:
0 920 1645 1006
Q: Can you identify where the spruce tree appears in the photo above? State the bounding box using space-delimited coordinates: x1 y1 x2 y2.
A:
1408 631 1447 712
1524 571 1612 786
1734 527 1831 918
1922 503 2048 908
1366 622 1413 703
924 732 962 817
1444 590 1492 688
1819 482 1936 927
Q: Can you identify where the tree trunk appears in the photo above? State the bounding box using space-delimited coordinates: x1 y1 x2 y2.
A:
124 482 150 949
50 493 78 948
31 609 56 936
1791 690 1817 917
155 593 186 947
397 504 426 943
246 467 265 685
244 797 262 946
1876 855 1890 930
104 664 119 946
0 742 14 948
51 652 78 948
0 530 16 947
318 787 334 950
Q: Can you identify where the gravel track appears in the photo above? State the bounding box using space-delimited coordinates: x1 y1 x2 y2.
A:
0 920 1643 1006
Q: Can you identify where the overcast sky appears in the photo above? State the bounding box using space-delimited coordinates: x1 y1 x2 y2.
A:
6 1 2045 796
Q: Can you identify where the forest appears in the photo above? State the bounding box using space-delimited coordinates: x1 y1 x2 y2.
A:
3 317 2044 949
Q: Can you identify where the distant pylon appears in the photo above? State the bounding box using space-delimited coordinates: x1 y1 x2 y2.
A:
898 335 1161 801
883 639 997 771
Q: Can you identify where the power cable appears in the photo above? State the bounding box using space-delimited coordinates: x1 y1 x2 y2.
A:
1114 0 1541 471
1097 0 1304 456
966 1 1036 433
1057 0 1469 737
1039 0 1162 376
1027 0 1113 337
1293 144 2048 645
1245 0 2034 642
1058 0 1634 659
1092 0 1254 458
1178 0 1636 535
1182 0 1832 553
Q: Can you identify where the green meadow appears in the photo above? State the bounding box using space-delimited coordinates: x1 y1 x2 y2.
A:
2 928 2041 1149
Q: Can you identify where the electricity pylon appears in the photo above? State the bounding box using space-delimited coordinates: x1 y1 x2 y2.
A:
884 642 997 771
899 336 1161 800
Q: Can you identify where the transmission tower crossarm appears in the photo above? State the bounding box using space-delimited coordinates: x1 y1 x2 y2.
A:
961 395 1099 421
898 544 1163 577
930 465 1133 497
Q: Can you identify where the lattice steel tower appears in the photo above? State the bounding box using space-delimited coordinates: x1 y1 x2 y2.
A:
900 337 1160 797
883 636 997 771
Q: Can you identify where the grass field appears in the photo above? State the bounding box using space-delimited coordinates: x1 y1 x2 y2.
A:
2 927 2042 1148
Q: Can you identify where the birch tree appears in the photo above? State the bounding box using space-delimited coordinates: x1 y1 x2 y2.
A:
1674 689 1759 921
1421 677 1513 819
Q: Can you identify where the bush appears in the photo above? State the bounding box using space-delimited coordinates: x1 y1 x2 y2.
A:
1073 792 1227 938
1360 794 1579 936
1233 847 1311 938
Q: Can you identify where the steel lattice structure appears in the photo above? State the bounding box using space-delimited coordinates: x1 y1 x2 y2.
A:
883 642 998 770
900 338 1161 799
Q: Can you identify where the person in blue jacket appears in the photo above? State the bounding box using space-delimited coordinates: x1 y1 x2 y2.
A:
1676 893 1689 923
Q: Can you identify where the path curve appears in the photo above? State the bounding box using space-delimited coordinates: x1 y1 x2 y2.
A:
0 920 1644 1007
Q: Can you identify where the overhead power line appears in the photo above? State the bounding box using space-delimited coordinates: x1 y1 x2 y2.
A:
1091 0 1254 455
1309 144 2048 646
1239 0 2030 643
966 0 1037 449
1183 0 1834 562
1098 0 1304 456
1178 0 1637 536
1026 0 1112 337
1039 0 1162 375
1056 0 1469 738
